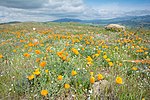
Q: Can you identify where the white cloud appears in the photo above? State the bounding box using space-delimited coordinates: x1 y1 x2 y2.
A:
0 0 48 9
94 3 150 18
0 0 150 23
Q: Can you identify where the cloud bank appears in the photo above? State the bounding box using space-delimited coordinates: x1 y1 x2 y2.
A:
0 0 149 23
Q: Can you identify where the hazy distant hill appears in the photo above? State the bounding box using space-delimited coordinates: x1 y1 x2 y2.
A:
52 18 82 22
0 21 21 25
52 15 150 27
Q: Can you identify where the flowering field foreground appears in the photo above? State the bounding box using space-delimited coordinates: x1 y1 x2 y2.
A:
0 22 150 100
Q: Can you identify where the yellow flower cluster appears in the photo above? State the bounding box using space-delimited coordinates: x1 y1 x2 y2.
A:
71 48 79 55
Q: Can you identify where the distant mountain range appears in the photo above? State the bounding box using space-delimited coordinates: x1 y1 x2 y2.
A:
1 15 150 28
52 15 150 27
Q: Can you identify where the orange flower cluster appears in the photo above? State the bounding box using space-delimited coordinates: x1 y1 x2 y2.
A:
35 50 41 54
40 61 46 68
24 53 30 58
57 49 69 61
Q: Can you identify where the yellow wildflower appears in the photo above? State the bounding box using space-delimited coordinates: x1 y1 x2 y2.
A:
27 74 34 80
64 84 70 89
45 69 49 73
116 77 123 84
87 61 93 65
97 74 104 80
106 58 111 62
71 48 79 55
103 55 107 59
90 76 95 84
132 67 138 71
90 72 94 76
57 75 63 81
94 54 99 57
71 70 77 76
0 54 3 58
108 62 113 67
119 63 123 66
82 47 85 51
41 90 48 96
13 49 17 53
33 69 40 76
86 56 93 62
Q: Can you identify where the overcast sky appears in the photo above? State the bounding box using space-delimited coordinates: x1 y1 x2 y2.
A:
0 0 150 23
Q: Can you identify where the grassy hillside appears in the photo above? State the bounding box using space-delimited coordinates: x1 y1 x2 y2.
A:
0 22 150 100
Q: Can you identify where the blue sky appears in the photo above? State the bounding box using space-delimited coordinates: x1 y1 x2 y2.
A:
85 0 150 5
0 0 150 23
85 0 150 10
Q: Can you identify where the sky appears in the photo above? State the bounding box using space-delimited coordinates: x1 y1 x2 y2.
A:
0 0 150 23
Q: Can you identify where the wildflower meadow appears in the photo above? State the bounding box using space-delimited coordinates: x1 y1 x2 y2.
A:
0 22 149 100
